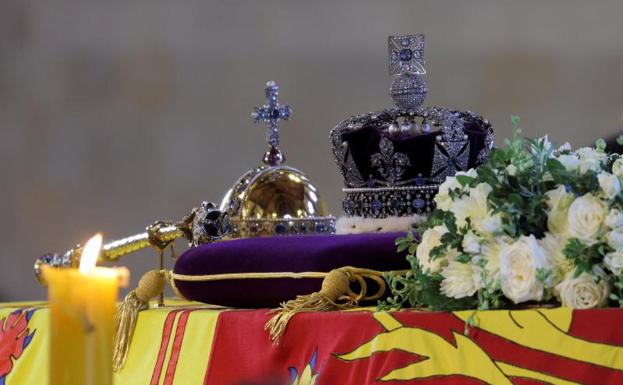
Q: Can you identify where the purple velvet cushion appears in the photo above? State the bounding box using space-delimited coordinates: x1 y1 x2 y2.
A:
173 232 408 308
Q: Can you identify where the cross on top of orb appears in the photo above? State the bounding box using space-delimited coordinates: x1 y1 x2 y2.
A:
252 81 292 166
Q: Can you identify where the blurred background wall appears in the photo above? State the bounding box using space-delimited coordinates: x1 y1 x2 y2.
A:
1 0 622 301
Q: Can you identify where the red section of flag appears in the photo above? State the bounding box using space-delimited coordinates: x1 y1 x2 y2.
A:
0 310 35 378
163 310 196 385
568 308 623 345
204 309 623 385
151 309 183 385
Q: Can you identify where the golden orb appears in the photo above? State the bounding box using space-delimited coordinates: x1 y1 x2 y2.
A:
220 165 334 238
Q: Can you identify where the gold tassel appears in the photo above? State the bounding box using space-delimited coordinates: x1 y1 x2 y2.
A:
113 269 167 372
264 266 386 342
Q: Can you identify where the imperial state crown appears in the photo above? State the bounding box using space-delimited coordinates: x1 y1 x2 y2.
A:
331 35 493 220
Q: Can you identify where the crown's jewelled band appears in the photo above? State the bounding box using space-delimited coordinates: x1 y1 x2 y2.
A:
231 217 336 237
342 184 439 219
330 107 493 186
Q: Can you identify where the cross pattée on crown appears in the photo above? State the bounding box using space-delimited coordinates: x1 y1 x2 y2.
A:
252 81 292 166
388 34 426 76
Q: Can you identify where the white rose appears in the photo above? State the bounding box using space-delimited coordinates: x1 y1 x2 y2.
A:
567 194 607 244
506 164 518 176
598 172 621 199
462 231 481 254
577 147 607 174
613 158 623 179
450 183 492 230
435 178 460 211
605 249 623 275
479 237 511 283
416 225 450 273
435 170 477 211
539 232 573 286
555 272 609 309
440 261 482 299
556 154 580 172
558 142 572 152
607 228 623 249
605 209 623 229
545 185 575 236
499 235 549 304
479 213 503 236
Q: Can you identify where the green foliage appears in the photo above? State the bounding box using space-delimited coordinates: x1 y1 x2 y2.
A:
609 274 623 307
564 238 610 277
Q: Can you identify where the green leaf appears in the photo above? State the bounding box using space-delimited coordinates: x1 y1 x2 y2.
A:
511 115 520 130
507 193 525 208
395 237 408 246
546 158 565 172
456 175 475 186
596 138 607 152
397 241 411 253
536 268 552 285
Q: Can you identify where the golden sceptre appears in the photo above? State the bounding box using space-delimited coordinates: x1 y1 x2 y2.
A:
34 201 230 284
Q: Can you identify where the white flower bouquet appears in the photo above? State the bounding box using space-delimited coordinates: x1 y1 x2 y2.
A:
384 117 623 311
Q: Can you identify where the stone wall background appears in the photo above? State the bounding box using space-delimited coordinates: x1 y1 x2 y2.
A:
1 0 622 300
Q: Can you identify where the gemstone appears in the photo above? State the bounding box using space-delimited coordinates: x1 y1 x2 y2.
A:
203 221 219 237
40 253 54 264
400 121 414 136
388 122 400 136
372 199 382 211
299 223 307 233
447 158 456 167
415 177 425 186
343 200 354 212
263 147 284 166
315 222 326 232
275 223 287 234
389 198 401 210
564 184 573 193
399 48 413 61
367 180 375 188
272 109 280 119
413 198 426 209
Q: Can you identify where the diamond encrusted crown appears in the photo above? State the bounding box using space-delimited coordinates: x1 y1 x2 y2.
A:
330 35 494 219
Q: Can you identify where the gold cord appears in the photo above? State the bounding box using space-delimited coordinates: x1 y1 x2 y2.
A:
264 266 405 342
170 269 408 282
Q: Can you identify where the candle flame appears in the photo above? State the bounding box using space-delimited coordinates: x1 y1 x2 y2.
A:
79 234 103 273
